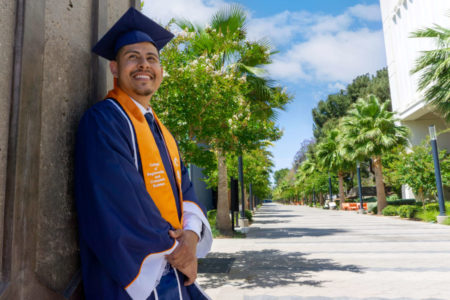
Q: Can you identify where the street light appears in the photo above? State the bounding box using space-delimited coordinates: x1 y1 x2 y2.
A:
249 183 253 211
328 171 333 204
357 161 364 213
429 125 446 219
238 155 245 218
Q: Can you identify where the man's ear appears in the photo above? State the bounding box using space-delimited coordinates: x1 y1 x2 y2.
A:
110 61 118 78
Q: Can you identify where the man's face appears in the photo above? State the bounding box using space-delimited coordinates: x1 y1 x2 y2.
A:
110 42 163 104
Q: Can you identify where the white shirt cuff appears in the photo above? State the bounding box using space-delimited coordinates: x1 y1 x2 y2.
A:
183 211 203 240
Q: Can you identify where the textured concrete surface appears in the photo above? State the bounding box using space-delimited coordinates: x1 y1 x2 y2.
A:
198 203 450 300
36 0 93 291
0 0 16 276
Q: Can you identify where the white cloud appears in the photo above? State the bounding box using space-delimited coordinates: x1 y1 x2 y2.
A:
265 58 309 82
247 11 312 45
143 0 227 26
309 14 353 34
143 1 386 85
348 4 382 22
328 82 346 91
268 28 386 83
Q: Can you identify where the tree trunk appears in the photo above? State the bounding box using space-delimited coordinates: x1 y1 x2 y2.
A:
373 156 387 214
244 188 249 210
319 193 324 206
338 171 346 209
418 187 425 206
216 150 232 235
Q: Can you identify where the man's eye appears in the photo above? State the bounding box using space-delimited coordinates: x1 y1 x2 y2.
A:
128 55 137 59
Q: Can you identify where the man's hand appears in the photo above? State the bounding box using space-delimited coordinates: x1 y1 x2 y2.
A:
166 229 199 286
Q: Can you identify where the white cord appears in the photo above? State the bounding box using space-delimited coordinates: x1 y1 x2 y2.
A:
153 288 159 300
173 267 183 300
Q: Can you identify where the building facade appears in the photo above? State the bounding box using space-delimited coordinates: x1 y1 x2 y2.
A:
379 0 450 198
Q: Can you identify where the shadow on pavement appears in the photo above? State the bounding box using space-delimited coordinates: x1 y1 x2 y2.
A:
247 227 347 239
243 296 439 300
256 209 296 214
198 249 363 289
254 214 302 219
253 219 288 225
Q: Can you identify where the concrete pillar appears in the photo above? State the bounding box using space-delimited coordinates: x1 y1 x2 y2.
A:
0 0 16 287
0 0 140 299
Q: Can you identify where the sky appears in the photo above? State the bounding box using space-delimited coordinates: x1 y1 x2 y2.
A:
143 0 387 174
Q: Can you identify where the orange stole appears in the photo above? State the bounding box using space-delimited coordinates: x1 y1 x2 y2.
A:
106 87 183 229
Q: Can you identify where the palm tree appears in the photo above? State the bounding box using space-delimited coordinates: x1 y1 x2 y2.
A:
316 128 352 209
411 23 450 122
340 95 409 214
176 5 289 234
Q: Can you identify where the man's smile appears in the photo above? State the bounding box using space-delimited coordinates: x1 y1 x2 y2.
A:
132 71 154 81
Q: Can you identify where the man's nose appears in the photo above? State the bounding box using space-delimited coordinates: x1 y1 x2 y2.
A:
137 57 150 69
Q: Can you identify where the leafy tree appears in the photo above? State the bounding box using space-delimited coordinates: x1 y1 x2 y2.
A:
411 23 450 122
340 95 409 213
346 74 371 103
316 128 352 208
295 152 338 206
156 5 290 235
312 91 351 138
292 139 315 170
389 140 450 203
367 68 391 104
312 68 390 139
273 168 290 187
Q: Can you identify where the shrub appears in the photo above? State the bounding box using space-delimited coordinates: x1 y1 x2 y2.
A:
397 205 418 219
367 203 377 214
424 203 440 212
207 209 217 224
364 197 377 203
387 194 399 201
387 199 416 206
245 209 253 223
382 205 398 216
206 209 219 237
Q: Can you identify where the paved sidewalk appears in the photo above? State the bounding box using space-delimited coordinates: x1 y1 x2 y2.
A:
197 203 450 300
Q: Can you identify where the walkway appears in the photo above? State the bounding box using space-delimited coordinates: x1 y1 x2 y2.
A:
197 203 450 300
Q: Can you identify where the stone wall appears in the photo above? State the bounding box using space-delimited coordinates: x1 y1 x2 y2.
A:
0 1 140 299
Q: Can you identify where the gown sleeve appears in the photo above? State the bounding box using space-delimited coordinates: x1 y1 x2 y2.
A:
75 102 176 300
179 160 213 257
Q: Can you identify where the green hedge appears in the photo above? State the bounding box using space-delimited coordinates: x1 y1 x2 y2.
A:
397 205 419 219
387 199 416 206
424 203 440 212
382 205 398 216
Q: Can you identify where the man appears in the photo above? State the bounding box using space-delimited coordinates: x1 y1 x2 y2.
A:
75 7 212 300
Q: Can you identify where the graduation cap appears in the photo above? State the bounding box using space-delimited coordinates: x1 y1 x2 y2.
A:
92 7 174 60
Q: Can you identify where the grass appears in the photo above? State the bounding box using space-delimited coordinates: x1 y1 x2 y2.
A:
207 209 249 238
412 202 450 223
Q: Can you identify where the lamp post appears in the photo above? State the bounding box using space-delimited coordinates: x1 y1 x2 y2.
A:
238 155 245 218
328 171 333 204
357 161 364 213
429 125 446 220
249 183 253 211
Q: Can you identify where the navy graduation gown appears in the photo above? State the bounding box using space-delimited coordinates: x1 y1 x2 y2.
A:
75 99 209 299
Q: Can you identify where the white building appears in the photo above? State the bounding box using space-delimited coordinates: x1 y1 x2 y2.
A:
379 0 450 198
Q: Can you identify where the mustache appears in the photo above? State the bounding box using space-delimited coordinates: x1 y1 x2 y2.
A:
131 70 154 77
